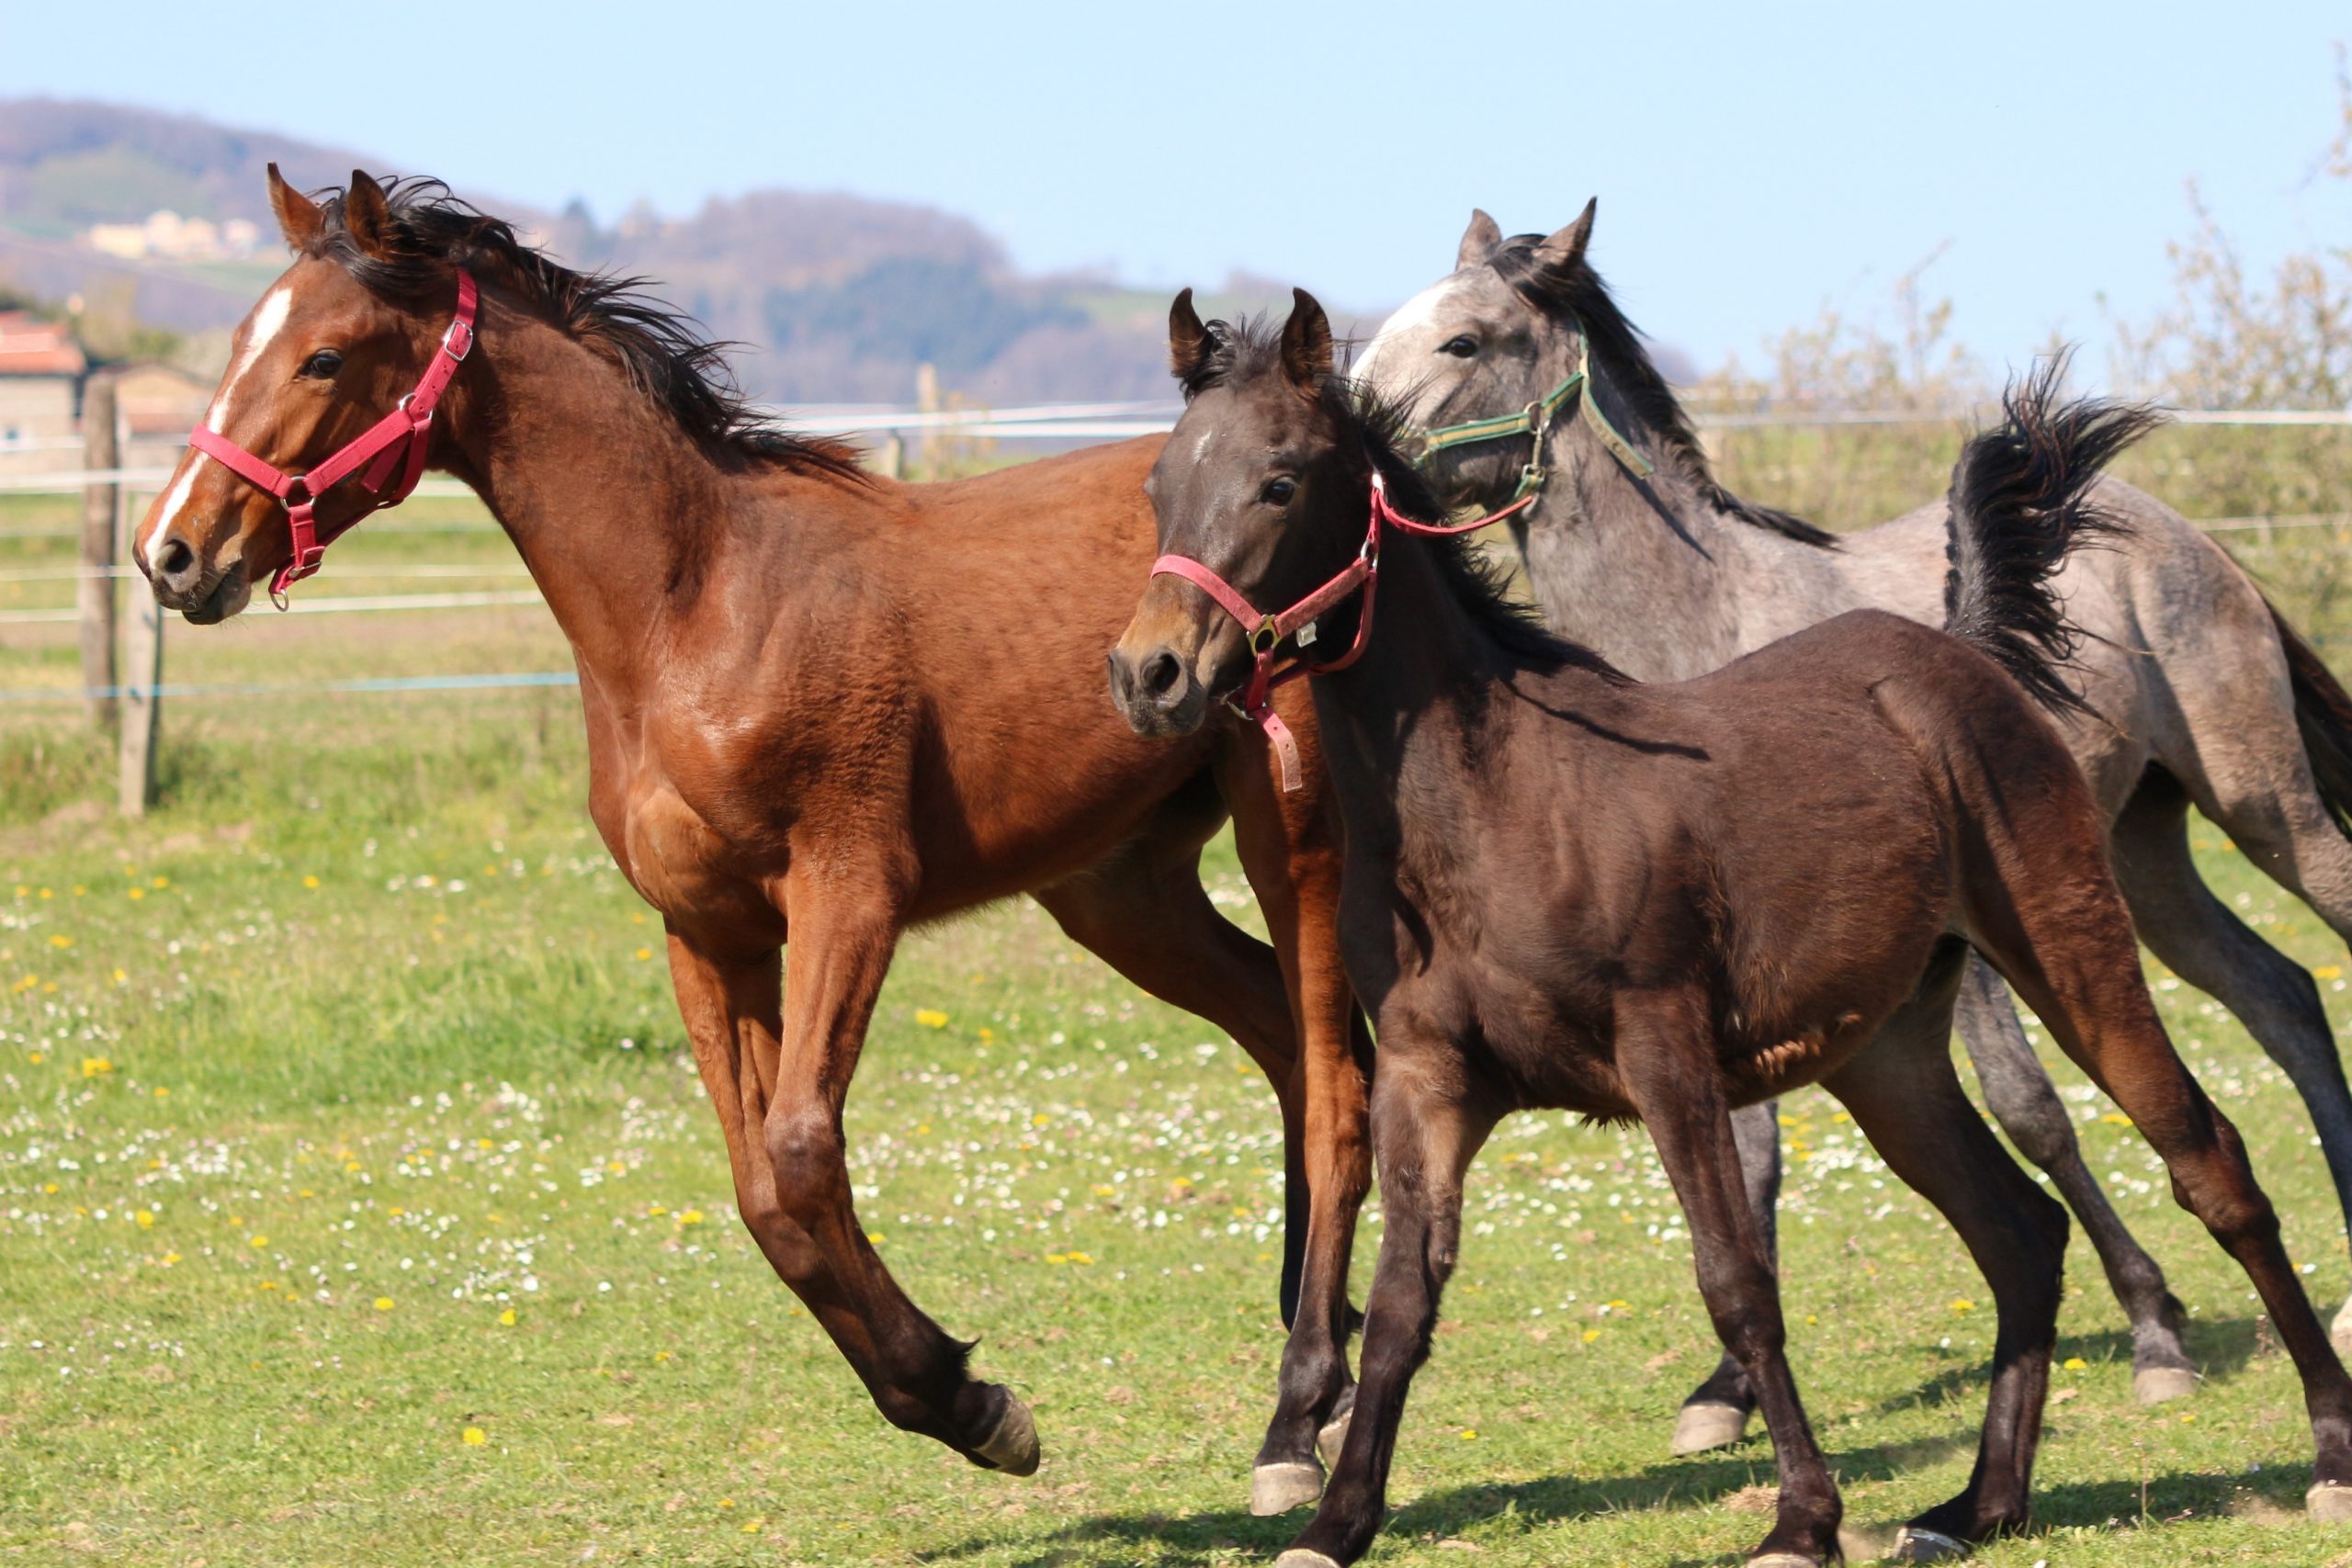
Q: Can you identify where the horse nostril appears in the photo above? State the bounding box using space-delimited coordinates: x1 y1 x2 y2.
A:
1141 651 1182 699
155 537 195 583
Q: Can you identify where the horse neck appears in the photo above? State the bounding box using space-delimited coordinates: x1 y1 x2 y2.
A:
1515 374 1849 683
1311 517 1531 827
439 305 763 694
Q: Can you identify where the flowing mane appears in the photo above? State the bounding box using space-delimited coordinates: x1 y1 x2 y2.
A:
303 176 867 482
1488 235 1837 549
1182 317 1628 682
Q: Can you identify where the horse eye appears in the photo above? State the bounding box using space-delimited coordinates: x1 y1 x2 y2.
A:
1441 335 1478 358
1261 477 1297 505
300 350 345 379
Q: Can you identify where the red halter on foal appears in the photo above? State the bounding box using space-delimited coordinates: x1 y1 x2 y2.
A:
185 271 479 604
1152 470 1532 791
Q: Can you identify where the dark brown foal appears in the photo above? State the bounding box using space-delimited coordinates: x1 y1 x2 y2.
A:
1111 292 2352 1567
133 170 1372 1501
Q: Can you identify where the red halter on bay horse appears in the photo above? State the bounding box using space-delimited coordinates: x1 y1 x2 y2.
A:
1113 290 2352 1567
133 167 1374 1501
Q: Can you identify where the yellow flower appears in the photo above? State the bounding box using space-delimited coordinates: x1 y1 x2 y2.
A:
12 974 38 994
48 934 72 949
81 1056 114 1078
27 1052 42 1065
151 876 168 889
741 1517 766 1534
498 1309 517 1326
1581 1328 1601 1343
1950 1298 1974 1313
127 888 144 901
867 1231 885 1245
634 947 653 961
461 1427 487 1446
344 1160 362 1173
1458 1428 1478 1440
302 875 321 889
162 1251 181 1266
606 1160 627 1175
134 1210 153 1229
914 1009 950 1029
653 1349 671 1361
1067 1251 1093 1265
2099 1112 2132 1127
678 1209 704 1225
373 1297 394 1313
251 1235 268 1247
2318 964 2344 981
1032 1113 1050 1127
2063 1357 2087 1371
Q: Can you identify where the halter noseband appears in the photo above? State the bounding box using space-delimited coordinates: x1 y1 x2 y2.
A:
184 270 479 606
1413 335 1653 498
1150 471 1532 792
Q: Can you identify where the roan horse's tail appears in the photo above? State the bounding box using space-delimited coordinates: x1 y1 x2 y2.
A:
2263 601 2352 840
1940 358 2165 716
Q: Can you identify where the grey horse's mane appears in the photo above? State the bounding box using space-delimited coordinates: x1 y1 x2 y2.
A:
1489 236 1838 548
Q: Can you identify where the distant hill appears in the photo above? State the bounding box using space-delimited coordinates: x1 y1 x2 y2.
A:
0 99 1374 405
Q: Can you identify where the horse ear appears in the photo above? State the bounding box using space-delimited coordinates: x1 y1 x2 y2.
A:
267 164 322 252
1168 288 1212 385
1534 197 1598 270
1456 208 1503 269
1279 288 1333 386
344 170 397 260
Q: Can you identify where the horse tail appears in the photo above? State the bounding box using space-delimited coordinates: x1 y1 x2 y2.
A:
2258 598 2352 840
1940 357 2165 716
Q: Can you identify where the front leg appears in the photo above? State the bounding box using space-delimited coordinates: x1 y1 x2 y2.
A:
1277 1012 1496 1568
1619 988 1840 1566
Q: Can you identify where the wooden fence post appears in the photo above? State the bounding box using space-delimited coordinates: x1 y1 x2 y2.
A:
78 374 119 729
876 433 904 479
915 363 940 480
119 570 164 818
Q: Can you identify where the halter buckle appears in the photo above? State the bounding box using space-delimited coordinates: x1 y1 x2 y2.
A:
1250 619 1281 656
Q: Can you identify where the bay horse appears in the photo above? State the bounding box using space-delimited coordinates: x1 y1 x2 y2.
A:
1110 290 2352 1567
1358 202 2352 1450
132 168 1375 1496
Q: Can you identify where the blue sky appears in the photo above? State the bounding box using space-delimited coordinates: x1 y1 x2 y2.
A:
6 1 2346 375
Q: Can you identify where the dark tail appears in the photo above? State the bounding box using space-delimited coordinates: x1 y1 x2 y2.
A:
1941 356 2165 716
2265 599 2352 840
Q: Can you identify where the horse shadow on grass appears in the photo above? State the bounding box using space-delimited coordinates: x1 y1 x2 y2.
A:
1865 1314 2267 1421
918 1317 2284 1565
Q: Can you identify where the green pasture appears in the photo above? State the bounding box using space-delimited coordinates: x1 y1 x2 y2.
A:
3 484 2352 1564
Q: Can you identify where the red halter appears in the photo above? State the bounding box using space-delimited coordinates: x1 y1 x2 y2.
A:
1150 471 1533 791
185 270 479 604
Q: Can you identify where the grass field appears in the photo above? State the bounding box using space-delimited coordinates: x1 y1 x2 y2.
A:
8 490 2352 1565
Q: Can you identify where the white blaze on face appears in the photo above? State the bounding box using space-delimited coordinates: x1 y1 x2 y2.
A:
144 285 295 559
1351 278 1456 388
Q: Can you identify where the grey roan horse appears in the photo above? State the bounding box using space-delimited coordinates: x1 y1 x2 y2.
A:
1359 201 2352 1450
1110 290 2352 1568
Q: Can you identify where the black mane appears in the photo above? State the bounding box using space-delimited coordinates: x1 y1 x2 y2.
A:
1183 319 1627 681
307 177 865 483
1489 236 1837 549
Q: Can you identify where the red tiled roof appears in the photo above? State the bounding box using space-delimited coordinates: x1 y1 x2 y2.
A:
0 312 87 378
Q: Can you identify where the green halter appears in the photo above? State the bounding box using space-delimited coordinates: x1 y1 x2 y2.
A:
1414 337 1654 500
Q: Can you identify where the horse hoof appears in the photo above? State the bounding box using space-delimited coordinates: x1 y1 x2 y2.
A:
2332 1296 2352 1359
1671 1400 1751 1455
2309 1481 2352 1522
1893 1526 1970 1562
1250 1461 1324 1516
1745 1555 1819 1567
1316 1410 1352 1470
2132 1365 2198 1404
1272 1552 1345 1568
975 1390 1039 1476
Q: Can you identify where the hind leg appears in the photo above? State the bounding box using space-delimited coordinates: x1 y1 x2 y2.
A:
2141 766 2352 1349
1673 1100 1781 1454
1954 953 2195 1399
1827 951 2070 1558
1968 820 2352 1517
